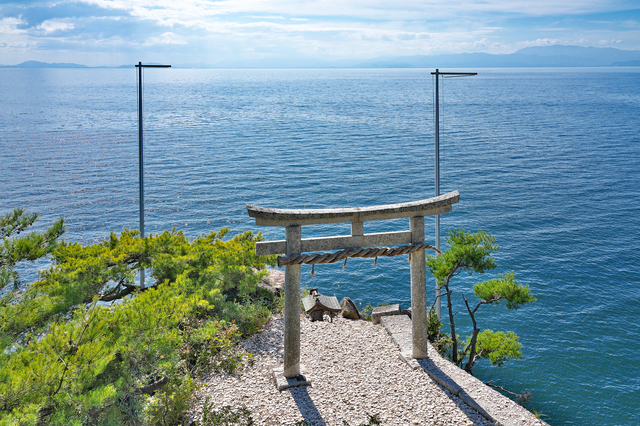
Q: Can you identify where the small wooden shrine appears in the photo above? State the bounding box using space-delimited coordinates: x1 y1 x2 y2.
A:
302 288 341 321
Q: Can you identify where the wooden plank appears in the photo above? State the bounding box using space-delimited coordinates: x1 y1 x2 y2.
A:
256 231 413 256
246 191 459 227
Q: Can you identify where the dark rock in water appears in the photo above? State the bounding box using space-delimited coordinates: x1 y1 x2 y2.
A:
340 297 363 320
257 268 285 296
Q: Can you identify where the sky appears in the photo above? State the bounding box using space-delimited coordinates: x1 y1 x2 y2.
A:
1 0 639 66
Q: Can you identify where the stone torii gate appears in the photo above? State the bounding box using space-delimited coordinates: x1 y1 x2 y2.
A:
246 190 459 388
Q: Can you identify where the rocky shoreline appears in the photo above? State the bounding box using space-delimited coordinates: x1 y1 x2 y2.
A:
191 313 545 425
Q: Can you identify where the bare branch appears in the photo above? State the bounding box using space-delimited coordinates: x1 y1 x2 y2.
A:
485 381 532 403
444 259 463 287
135 376 168 395
50 350 69 398
99 284 137 302
82 282 152 303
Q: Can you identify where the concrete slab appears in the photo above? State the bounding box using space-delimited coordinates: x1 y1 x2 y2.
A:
381 315 548 426
272 364 311 391
372 304 402 325
380 315 413 351
381 315 423 369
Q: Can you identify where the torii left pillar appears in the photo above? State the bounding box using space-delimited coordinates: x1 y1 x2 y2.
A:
284 225 302 378
270 223 311 390
410 216 428 358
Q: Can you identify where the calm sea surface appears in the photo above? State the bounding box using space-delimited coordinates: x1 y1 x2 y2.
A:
1 67 639 425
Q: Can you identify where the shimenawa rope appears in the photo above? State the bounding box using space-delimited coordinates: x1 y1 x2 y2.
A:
277 243 442 267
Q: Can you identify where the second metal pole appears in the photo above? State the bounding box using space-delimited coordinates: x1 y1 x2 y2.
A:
138 62 145 289
434 69 440 319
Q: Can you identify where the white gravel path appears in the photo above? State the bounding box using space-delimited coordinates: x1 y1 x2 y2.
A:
192 314 495 426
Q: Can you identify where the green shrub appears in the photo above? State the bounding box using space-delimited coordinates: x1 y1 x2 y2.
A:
0 214 276 424
360 304 374 321
143 376 199 426
426 307 455 358
361 303 389 321
214 299 271 338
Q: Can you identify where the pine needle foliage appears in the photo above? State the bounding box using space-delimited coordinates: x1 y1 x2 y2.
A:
0 209 277 425
0 208 65 291
473 330 523 367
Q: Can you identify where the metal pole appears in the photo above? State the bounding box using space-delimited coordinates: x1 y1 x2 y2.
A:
430 69 476 319
135 62 170 290
138 62 145 289
434 69 441 319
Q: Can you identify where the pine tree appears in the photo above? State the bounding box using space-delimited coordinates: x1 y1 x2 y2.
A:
426 229 535 373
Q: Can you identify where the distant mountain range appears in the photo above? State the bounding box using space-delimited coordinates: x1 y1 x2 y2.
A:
3 45 640 69
351 45 640 68
0 60 90 68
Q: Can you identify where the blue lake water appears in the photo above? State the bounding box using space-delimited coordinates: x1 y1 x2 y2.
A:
1 67 639 425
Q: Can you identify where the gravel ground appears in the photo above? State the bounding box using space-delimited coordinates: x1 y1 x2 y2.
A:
192 314 495 426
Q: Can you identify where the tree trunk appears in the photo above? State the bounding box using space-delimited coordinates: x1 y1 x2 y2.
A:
445 284 458 365
463 296 480 373
444 259 462 365
464 329 479 373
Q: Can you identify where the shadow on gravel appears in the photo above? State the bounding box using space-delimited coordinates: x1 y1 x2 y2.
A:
290 386 327 426
418 359 495 426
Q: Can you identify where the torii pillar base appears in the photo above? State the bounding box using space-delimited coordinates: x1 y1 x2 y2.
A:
272 364 311 391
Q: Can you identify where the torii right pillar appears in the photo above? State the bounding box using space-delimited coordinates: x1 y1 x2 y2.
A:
410 215 428 358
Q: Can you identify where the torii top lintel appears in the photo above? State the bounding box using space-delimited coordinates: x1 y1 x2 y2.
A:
246 190 459 227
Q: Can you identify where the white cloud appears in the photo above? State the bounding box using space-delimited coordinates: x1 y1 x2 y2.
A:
514 38 561 48
81 0 638 23
38 20 76 34
144 32 187 45
0 17 27 34
538 27 573 32
247 16 286 19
